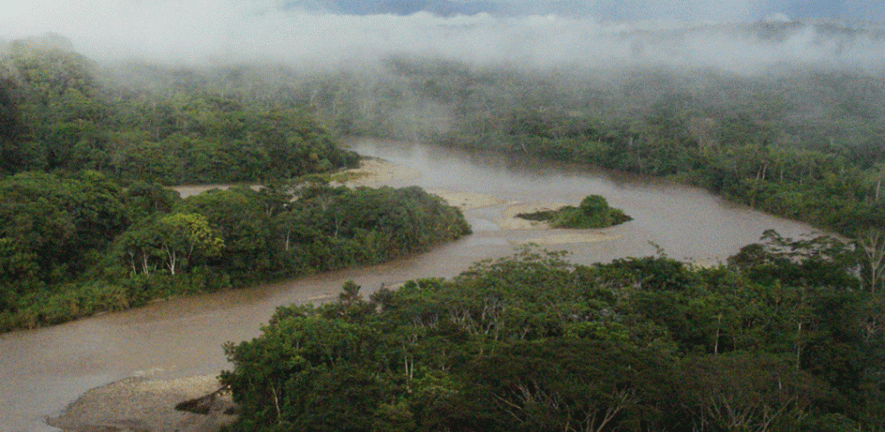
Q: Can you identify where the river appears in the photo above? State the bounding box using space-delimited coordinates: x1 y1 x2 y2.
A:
0 138 822 431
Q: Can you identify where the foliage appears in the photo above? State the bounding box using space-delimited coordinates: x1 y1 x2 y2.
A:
3 37 883 429
0 176 470 331
0 38 359 183
517 195 632 229
297 57 885 239
0 40 492 331
223 244 884 431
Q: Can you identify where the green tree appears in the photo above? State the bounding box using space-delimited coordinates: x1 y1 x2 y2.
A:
684 353 821 432
0 75 24 173
856 229 885 294
155 213 223 275
114 212 223 276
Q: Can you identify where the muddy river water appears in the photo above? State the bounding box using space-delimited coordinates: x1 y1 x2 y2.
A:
0 138 823 431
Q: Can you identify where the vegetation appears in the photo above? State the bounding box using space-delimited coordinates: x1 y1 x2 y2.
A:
0 39 471 331
0 37 359 183
4 30 885 432
517 195 632 229
8 36 879 240
0 175 470 331
299 57 885 239
222 242 885 431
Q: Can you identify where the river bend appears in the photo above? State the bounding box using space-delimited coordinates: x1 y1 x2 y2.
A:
0 138 820 431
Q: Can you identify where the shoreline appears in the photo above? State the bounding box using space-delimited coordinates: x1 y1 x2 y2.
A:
48 375 236 432
340 157 422 186
48 159 628 432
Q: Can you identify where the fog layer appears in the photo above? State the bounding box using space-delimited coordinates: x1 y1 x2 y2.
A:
1 0 883 74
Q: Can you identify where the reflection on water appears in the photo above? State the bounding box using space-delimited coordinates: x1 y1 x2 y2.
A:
0 138 821 431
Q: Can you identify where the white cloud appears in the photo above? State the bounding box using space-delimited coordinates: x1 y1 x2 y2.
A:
1 0 882 74
764 12 792 23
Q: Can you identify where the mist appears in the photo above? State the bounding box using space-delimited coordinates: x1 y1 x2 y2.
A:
1 0 884 75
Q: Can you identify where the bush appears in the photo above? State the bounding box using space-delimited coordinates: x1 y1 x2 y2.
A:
517 195 632 229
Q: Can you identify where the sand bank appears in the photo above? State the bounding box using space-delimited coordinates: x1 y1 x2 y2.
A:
493 202 566 230
343 158 504 210
54 162 619 432
340 157 422 185
513 231 621 246
495 203 625 245
172 158 421 198
48 375 235 432
428 189 503 210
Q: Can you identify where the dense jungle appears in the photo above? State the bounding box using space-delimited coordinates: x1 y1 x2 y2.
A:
2 19 885 431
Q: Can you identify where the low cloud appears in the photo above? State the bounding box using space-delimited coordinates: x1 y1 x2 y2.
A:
1 0 883 74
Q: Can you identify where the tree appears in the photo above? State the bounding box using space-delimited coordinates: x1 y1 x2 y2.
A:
221 304 383 431
115 212 223 276
175 187 272 276
684 353 820 432
866 163 885 203
155 213 223 275
115 217 162 276
0 75 24 173
856 229 885 294
471 339 660 432
516 195 631 229
0 237 39 287
123 181 180 222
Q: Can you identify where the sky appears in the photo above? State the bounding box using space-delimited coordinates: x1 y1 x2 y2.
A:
296 0 882 22
0 1 883 72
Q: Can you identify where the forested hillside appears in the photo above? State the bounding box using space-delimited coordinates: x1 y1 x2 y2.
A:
297 48 885 237
4 23 885 431
204 23 885 432
0 38 470 331
12 27 882 243
0 37 359 183
222 243 884 431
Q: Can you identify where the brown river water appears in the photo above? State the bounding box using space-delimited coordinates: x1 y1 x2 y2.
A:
0 138 822 431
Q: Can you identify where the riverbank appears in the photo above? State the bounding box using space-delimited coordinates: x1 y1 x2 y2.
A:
344 158 503 210
496 202 561 229
340 157 422 185
3 138 823 432
44 163 624 432
48 375 236 432
349 160 625 247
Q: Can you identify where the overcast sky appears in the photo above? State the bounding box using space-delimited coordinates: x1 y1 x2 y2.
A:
1 1 882 72
278 0 883 22
489 0 884 21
